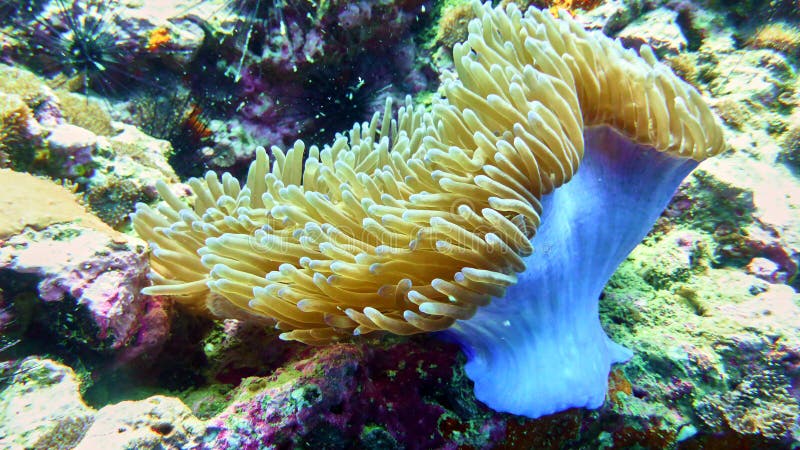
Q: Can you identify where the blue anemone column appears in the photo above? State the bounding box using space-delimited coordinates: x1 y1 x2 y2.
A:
443 126 700 418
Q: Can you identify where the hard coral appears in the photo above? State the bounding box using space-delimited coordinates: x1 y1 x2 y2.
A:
0 93 41 171
436 2 476 50
55 90 116 137
696 364 799 442
86 175 150 229
780 111 800 172
746 22 800 57
134 2 725 418
0 64 59 111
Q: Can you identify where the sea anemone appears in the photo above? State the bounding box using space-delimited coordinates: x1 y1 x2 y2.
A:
133 1 725 418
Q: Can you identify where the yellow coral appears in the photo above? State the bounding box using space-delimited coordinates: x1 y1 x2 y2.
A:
56 90 117 136
133 2 725 344
747 22 800 56
0 64 55 108
0 93 36 170
436 3 476 50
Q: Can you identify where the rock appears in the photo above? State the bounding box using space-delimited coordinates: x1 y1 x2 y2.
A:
602 241 800 447
618 8 687 56
205 340 505 450
16 0 204 88
116 5 206 69
45 123 98 178
0 223 170 363
87 123 180 229
0 357 95 449
0 174 171 367
663 149 799 286
779 111 800 174
74 396 206 450
0 169 110 240
746 257 790 284
574 0 641 34
101 123 179 185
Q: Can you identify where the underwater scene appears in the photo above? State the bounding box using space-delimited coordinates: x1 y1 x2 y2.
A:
0 0 799 448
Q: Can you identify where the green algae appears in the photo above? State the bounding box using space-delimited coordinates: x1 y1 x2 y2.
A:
178 383 233 419
232 367 303 405
675 171 755 234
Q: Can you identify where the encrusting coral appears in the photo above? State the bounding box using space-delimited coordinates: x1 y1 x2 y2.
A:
746 22 800 57
133 1 725 417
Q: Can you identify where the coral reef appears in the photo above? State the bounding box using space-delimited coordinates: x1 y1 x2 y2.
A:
45 123 97 178
55 90 117 137
5 0 204 97
781 111 800 173
696 363 799 441
197 0 438 173
0 92 42 171
0 227 172 370
602 242 800 446
126 86 214 179
0 357 95 449
85 175 151 229
435 2 476 50
0 0 799 447
0 60 180 230
207 340 505 449
617 8 688 56
0 169 108 238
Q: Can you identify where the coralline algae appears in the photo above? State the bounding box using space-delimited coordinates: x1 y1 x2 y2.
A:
0 223 171 365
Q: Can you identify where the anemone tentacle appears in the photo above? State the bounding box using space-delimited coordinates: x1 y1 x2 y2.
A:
133 0 725 415
134 1 724 343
